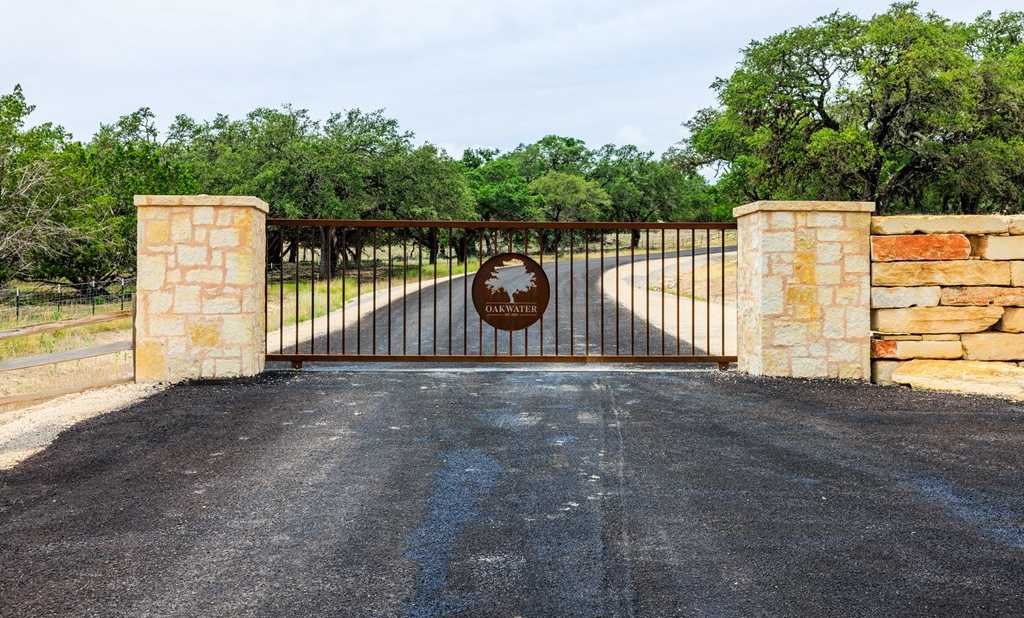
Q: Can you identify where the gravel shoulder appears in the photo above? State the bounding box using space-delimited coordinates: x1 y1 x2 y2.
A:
0 382 163 469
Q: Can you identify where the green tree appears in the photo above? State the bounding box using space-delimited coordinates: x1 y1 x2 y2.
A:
589 145 723 244
463 157 539 222
679 3 1024 214
167 107 472 267
508 135 592 180
0 85 77 282
527 171 610 222
43 108 194 281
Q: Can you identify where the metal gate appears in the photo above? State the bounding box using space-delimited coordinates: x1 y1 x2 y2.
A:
265 220 737 367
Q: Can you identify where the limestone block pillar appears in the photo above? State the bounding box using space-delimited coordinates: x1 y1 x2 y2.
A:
734 201 875 379
134 195 267 382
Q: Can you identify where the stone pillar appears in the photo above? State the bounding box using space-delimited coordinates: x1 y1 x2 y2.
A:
734 201 875 379
134 195 267 382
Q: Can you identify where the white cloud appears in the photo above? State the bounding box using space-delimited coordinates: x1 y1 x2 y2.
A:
613 125 650 149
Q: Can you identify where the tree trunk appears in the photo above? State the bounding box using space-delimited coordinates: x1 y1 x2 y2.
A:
318 227 334 279
630 229 641 249
454 232 469 261
267 232 284 267
286 237 298 263
427 229 439 265
541 231 560 254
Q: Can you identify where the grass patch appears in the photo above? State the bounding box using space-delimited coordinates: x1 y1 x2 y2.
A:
0 302 129 331
0 317 133 361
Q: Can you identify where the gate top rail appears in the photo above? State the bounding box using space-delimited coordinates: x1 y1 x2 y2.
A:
267 218 737 230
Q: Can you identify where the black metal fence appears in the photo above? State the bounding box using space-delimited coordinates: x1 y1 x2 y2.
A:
0 279 135 327
265 219 737 366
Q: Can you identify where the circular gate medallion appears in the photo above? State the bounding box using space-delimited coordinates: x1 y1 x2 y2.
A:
472 253 550 331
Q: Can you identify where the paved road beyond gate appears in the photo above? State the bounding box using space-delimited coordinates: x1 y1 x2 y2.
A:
265 220 737 367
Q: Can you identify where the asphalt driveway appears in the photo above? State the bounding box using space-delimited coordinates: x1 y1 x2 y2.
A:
2 368 1024 616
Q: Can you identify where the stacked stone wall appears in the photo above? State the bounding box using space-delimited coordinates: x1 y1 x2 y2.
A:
870 215 1024 399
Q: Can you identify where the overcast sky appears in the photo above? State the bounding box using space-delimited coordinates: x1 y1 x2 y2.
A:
3 1 1020 157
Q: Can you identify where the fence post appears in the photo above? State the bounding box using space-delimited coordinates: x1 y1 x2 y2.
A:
57 284 62 312
91 280 96 315
734 200 875 379
134 195 268 382
15 288 19 322
120 277 125 311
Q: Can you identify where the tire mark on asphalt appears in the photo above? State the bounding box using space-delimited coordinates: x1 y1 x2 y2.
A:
902 476 1024 549
404 449 502 617
602 380 637 617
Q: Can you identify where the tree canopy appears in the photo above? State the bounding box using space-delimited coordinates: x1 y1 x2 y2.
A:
1 3 1021 283
676 3 1024 214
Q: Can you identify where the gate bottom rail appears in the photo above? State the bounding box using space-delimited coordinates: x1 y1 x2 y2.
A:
267 353 736 370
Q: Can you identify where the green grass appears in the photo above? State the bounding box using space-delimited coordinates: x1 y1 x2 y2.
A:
0 317 133 361
0 302 128 331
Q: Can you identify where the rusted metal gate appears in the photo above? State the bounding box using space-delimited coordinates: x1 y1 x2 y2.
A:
265 220 737 367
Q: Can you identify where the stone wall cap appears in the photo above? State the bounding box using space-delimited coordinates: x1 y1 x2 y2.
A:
134 194 269 213
871 214 1013 235
733 200 875 218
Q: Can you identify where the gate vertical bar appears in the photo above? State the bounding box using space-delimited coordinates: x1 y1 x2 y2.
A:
507 232 513 355
356 232 361 355
676 229 681 356
294 227 299 355
661 229 666 355
584 230 589 356
449 228 454 355
310 237 315 353
569 230 574 357
630 238 635 354
600 229 605 355
706 229 711 354
492 230 498 355
478 231 484 354
615 233 620 354
326 227 331 355
646 228 650 356
417 238 422 355
433 233 438 355
523 230 528 354
539 230 544 356
691 230 696 356
463 234 468 355
341 229 347 354
402 235 408 354
554 230 559 355
721 229 726 356
279 229 284 354
387 235 392 355
372 228 377 355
